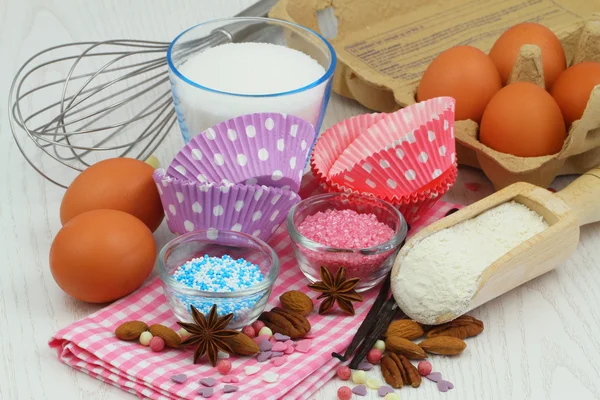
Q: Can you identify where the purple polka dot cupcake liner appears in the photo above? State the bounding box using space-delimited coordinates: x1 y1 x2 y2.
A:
153 169 300 242
166 113 316 193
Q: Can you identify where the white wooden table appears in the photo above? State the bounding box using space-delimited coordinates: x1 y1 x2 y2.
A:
1 1 599 399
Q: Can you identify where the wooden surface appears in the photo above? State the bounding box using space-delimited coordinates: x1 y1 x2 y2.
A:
1 1 600 399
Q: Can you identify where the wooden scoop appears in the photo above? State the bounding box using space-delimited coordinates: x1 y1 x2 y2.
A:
391 168 600 325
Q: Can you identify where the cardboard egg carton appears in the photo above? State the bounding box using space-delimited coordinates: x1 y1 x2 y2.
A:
270 0 600 189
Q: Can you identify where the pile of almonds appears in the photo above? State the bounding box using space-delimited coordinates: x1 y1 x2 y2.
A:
115 321 183 352
379 315 484 389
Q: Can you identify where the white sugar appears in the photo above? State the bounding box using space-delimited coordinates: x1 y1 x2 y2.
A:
173 43 328 141
392 201 548 324
179 42 325 94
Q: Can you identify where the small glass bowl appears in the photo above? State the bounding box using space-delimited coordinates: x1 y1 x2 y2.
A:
157 230 279 329
287 193 407 292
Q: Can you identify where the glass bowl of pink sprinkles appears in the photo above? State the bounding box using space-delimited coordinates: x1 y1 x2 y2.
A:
287 193 407 292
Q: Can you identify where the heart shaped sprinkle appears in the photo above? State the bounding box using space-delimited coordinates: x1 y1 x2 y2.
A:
295 340 312 353
270 351 284 358
259 339 273 352
170 374 187 384
377 386 394 396
271 342 287 352
357 361 374 371
284 340 294 346
366 377 382 389
284 344 294 354
221 376 234 383
352 384 367 396
257 351 272 362
197 387 214 398
262 371 279 383
272 356 287 367
438 380 454 392
244 366 261 376
222 385 239 393
426 372 442 382
199 377 216 387
274 333 290 341
253 334 270 345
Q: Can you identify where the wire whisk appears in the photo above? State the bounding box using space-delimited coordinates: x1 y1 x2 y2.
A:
8 0 277 188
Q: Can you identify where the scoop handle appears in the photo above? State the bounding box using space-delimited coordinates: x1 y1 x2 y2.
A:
555 168 600 226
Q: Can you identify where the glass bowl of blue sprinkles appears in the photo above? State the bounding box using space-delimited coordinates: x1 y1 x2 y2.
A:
157 229 279 329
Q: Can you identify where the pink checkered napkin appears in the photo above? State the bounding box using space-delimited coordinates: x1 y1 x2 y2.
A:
49 181 461 400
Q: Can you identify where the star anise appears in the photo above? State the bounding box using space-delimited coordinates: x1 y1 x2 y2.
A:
308 266 363 315
177 304 238 366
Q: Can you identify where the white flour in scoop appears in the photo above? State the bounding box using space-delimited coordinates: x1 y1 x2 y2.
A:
392 201 548 324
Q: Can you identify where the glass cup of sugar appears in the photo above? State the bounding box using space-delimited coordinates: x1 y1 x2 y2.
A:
167 17 336 146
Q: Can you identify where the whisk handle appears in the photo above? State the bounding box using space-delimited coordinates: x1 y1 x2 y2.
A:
235 0 279 18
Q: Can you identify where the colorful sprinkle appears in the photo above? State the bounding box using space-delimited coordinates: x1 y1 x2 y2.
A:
177 328 191 339
170 374 187 384
336 366 351 380
352 370 367 384
217 351 230 359
253 334 270 345
295 339 312 353
259 339 273 352
337 386 352 400
270 351 284 358
418 361 432 376
217 359 232 375
197 387 214 398
366 377 382 389
251 320 266 332
357 360 374 371
352 384 368 396
257 351 272 362
221 376 239 383
426 372 442 382
258 326 273 337
199 377 217 387
262 371 279 383
367 349 383 364
272 356 287 367
139 331 153 346
222 385 239 393
242 325 256 338
273 333 290 341
384 393 400 400
373 340 386 352
438 380 454 392
271 341 287 352
244 366 261 376
172 255 264 322
377 386 394 396
149 336 164 352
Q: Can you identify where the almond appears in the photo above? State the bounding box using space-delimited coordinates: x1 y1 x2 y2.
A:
385 336 427 360
280 290 313 316
385 320 424 340
148 324 182 348
115 321 148 341
222 332 260 355
419 336 466 355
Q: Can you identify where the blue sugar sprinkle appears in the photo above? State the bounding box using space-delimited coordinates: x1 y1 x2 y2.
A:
172 254 265 323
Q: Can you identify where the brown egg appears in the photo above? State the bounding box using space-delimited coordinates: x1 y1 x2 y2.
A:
50 209 156 303
551 61 600 128
60 157 164 232
489 22 566 89
417 46 502 123
480 82 566 157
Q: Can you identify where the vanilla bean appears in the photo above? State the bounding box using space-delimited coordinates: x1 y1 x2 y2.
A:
349 299 400 369
332 274 391 361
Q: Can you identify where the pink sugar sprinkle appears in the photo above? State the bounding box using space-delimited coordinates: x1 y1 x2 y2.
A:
298 209 394 248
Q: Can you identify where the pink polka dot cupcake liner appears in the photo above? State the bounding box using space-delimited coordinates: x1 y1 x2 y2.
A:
153 169 300 242
310 100 458 224
328 97 456 198
166 113 315 193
